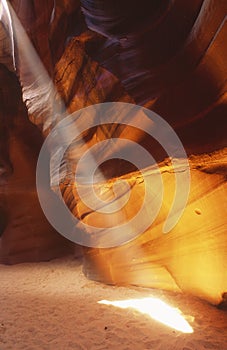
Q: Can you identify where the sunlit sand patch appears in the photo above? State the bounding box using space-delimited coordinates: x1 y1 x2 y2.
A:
99 297 194 333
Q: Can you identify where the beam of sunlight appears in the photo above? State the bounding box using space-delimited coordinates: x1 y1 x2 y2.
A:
98 298 194 333
0 0 15 69
6 2 128 219
7 1 106 183
4 2 155 249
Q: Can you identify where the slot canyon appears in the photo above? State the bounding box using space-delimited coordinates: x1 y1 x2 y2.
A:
0 1 226 349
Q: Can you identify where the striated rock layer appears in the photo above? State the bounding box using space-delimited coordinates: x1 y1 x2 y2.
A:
82 150 227 305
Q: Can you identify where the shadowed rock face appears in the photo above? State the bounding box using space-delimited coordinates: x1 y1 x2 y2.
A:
0 0 226 303
81 0 167 36
0 64 75 263
82 0 227 154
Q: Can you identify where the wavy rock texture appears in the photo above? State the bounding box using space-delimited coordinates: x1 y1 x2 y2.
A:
0 0 226 303
82 0 227 154
0 1 133 263
82 149 227 304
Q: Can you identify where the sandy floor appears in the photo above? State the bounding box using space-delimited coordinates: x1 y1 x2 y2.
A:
0 257 226 350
